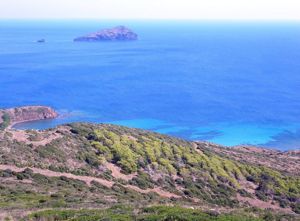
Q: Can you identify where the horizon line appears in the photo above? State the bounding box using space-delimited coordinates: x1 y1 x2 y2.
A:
1 18 300 22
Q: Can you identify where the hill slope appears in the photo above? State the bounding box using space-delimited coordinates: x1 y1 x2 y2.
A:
0 123 299 220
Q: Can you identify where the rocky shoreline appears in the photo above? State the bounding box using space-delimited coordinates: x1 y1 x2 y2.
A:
0 106 58 129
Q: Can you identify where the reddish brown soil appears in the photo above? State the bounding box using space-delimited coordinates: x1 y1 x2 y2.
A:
0 164 181 199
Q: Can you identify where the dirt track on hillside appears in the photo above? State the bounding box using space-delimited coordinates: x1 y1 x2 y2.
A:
0 164 181 199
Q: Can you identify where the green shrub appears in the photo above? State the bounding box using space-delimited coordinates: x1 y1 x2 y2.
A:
0 113 10 130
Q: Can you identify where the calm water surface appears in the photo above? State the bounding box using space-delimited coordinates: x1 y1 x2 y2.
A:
1 20 300 150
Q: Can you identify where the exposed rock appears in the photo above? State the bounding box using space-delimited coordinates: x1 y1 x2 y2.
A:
0 106 58 129
74 26 138 42
36 39 45 43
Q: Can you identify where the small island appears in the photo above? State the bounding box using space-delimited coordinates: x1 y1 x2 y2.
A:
74 26 138 42
36 39 46 43
0 106 58 130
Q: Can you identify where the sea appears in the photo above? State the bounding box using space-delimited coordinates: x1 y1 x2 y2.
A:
0 20 300 150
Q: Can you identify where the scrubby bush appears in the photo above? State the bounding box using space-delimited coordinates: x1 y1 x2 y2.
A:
0 113 10 130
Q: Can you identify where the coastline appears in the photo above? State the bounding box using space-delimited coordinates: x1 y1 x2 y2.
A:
8 118 55 130
0 106 58 130
2 105 299 153
0 121 299 218
0 107 299 218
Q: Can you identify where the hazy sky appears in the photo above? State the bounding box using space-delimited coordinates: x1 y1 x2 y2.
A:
1 0 300 20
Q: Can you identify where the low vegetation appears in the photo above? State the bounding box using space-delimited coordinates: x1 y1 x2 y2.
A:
71 123 300 211
26 205 297 221
0 113 10 130
0 123 299 220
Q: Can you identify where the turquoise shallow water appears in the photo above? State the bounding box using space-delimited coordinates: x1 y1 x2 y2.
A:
1 20 300 150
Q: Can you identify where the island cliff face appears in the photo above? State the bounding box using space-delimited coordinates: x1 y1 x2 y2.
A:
74 26 138 42
0 106 58 129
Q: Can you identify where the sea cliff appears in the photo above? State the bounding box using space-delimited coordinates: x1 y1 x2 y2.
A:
0 106 58 129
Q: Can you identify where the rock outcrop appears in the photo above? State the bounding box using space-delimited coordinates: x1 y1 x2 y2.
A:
74 26 138 42
37 39 45 43
0 106 58 129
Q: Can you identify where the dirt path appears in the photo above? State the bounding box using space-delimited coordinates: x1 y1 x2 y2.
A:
0 164 181 199
0 164 114 188
237 194 292 213
105 162 137 181
125 185 181 198
9 130 62 147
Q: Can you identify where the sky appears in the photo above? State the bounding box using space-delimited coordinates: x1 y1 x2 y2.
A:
0 0 300 20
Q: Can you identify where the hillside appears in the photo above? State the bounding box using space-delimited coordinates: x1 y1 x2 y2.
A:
0 123 299 220
0 106 58 130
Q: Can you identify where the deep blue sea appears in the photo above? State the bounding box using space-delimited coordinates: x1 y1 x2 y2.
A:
1 20 300 150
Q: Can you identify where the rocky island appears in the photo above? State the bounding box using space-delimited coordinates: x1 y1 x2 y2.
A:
0 107 299 220
36 39 45 43
0 106 58 129
74 26 138 42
